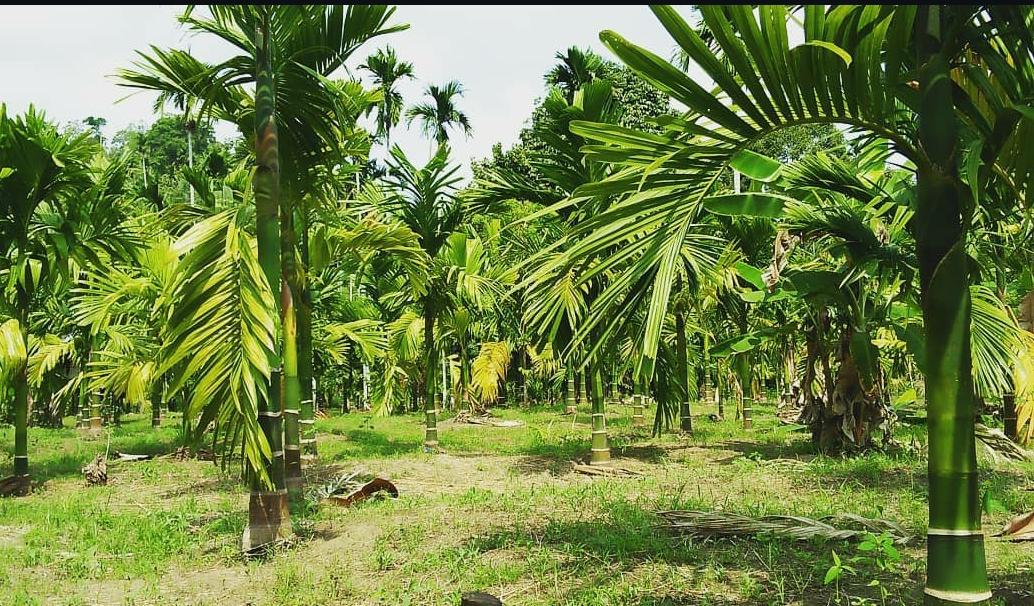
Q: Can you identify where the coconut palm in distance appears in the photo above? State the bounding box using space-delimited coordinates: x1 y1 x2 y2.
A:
407 81 473 145
362 47 415 149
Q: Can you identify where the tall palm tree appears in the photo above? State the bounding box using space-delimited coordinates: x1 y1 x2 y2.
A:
361 47 415 148
406 81 472 145
556 5 1032 601
119 5 405 539
545 46 604 103
0 106 99 490
381 145 463 447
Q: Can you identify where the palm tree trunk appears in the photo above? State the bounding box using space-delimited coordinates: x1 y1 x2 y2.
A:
244 13 291 553
460 339 470 412
575 368 583 406
298 224 316 456
12 287 29 478
589 363 610 465
917 7 989 604
150 378 162 428
281 275 303 498
632 376 646 426
280 181 304 500
675 307 692 434
565 365 577 414
423 300 438 448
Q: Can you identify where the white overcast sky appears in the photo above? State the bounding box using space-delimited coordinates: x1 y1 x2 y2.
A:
1 5 697 178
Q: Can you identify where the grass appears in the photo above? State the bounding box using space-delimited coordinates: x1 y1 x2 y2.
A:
0 400 1032 605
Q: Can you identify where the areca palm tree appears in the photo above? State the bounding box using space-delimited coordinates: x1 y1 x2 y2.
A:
407 81 472 145
0 106 97 490
557 5 1032 602
361 47 415 148
119 5 405 543
381 145 463 447
545 47 604 103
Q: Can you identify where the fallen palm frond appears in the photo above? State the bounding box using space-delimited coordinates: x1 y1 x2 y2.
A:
656 510 912 545
0 475 31 497
308 470 399 508
451 411 524 427
975 423 1033 462
996 511 1034 542
572 462 642 477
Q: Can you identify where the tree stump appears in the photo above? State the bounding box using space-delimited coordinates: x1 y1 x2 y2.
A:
82 454 107 486
461 592 502 606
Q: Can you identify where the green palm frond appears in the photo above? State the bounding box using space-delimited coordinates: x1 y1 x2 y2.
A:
27 334 76 389
159 208 277 485
970 284 1034 398
320 319 386 364
0 318 27 383
471 341 511 406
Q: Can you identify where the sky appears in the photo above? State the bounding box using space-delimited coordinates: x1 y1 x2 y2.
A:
0 5 692 177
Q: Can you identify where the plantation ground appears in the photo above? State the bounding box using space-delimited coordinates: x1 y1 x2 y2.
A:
1 402 1032 606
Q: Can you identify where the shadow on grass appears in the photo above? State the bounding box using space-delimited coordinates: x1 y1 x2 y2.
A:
697 439 814 464
323 429 423 459
457 499 927 605
992 570 1034 606
8 427 185 484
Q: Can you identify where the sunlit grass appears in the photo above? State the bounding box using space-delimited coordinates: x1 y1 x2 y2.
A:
0 403 1031 605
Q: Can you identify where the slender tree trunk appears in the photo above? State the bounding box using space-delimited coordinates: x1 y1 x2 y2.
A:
589 364 610 465
632 377 646 426
281 276 303 498
298 223 316 456
280 180 304 500
12 287 30 478
565 365 577 414
244 13 291 553
150 377 162 428
187 128 195 205
675 306 693 434
460 340 470 412
917 7 989 604
423 301 438 448
522 350 530 407
575 368 583 406
77 366 88 429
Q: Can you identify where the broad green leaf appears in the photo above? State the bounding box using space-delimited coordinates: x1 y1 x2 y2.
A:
702 193 792 218
729 149 782 182
787 270 843 299
734 262 765 290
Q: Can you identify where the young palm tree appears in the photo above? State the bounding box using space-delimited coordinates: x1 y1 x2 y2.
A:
381 145 463 447
406 81 472 145
0 106 95 488
361 47 415 148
